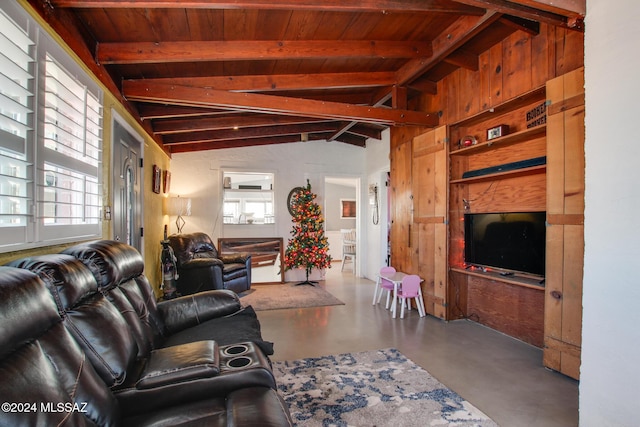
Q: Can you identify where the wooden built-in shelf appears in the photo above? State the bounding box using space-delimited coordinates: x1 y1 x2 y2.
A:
450 125 546 156
450 267 545 291
450 164 546 185
451 86 546 128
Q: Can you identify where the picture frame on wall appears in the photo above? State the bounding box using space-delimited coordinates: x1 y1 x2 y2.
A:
152 165 161 194
163 170 171 194
340 199 356 218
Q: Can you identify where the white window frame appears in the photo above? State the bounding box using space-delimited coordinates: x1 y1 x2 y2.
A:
0 3 103 252
222 170 275 225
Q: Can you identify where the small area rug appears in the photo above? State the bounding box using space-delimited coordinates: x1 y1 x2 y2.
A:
239 283 344 311
272 348 499 427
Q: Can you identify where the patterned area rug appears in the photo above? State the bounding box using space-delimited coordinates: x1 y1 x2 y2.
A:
273 348 499 427
239 283 344 311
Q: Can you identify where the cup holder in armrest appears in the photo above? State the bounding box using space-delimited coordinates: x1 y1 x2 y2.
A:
227 356 253 369
222 344 249 357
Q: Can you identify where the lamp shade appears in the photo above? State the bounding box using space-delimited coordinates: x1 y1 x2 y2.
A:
166 196 191 216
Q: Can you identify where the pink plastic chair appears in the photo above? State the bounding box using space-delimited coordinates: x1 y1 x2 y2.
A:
396 274 426 319
373 266 396 308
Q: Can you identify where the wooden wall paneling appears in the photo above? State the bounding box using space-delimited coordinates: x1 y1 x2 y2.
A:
531 23 553 87
555 28 585 76
433 126 449 319
390 137 414 273
502 33 533 100
445 73 461 124
467 136 546 169
479 49 492 111
448 270 468 319
467 174 546 213
459 67 481 118
489 43 504 107
466 276 545 347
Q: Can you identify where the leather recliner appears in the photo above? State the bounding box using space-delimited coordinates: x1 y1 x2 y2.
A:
3 240 291 425
168 232 252 295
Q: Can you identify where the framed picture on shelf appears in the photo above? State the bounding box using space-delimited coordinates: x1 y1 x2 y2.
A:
340 199 356 218
152 165 161 194
487 124 509 140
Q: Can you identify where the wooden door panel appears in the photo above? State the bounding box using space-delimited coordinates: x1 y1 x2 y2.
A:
544 67 584 380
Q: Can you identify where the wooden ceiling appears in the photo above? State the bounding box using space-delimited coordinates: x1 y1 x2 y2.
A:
28 1 584 153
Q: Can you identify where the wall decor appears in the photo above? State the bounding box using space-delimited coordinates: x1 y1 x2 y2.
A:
287 186 305 216
340 199 356 218
526 102 547 128
459 135 477 148
163 170 171 194
152 165 161 194
487 124 509 140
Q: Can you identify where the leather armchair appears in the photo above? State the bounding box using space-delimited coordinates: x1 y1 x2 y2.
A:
168 232 252 295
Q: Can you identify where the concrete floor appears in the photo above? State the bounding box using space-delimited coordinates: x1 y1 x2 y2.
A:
256 266 579 427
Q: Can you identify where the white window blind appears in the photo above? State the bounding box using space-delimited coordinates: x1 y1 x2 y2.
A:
0 8 34 248
0 3 103 251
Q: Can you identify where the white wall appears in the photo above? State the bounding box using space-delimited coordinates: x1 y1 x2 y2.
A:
169 139 372 280
364 129 391 281
582 1 640 425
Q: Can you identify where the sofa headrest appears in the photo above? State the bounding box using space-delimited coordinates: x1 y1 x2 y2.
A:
63 240 145 290
7 254 99 313
0 267 60 360
168 232 218 265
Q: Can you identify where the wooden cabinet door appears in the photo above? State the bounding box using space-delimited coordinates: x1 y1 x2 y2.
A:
411 127 448 318
545 67 585 380
390 138 414 273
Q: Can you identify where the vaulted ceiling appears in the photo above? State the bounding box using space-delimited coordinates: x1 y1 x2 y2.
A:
28 0 584 153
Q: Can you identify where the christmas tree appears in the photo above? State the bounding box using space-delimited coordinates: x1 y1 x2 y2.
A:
284 180 332 285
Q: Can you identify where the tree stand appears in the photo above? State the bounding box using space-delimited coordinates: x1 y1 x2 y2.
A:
295 269 318 286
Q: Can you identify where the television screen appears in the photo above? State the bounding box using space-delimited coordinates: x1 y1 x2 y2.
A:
464 212 546 276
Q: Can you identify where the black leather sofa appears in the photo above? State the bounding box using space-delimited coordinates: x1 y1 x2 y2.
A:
168 232 252 295
2 240 292 426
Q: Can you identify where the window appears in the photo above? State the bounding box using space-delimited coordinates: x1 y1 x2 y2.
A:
0 3 102 252
222 171 274 225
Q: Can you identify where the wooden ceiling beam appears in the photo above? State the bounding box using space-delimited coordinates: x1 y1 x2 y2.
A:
154 114 329 134
329 10 499 142
394 10 502 87
129 71 396 92
497 0 584 19
348 124 384 140
407 78 438 95
500 15 541 35
97 40 432 65
312 132 366 147
51 0 486 15
451 0 583 29
138 105 241 120
443 50 479 71
162 122 342 145
123 81 439 127
168 135 302 153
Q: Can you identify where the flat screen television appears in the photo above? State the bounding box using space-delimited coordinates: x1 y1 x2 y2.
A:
464 212 546 276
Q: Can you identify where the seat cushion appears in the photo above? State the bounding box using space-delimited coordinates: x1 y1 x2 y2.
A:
223 262 248 280
162 306 274 356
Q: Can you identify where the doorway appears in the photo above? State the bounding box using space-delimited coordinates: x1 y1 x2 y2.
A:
112 114 143 252
324 176 359 275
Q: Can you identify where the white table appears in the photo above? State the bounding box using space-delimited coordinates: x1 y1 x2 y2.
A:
378 271 417 318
